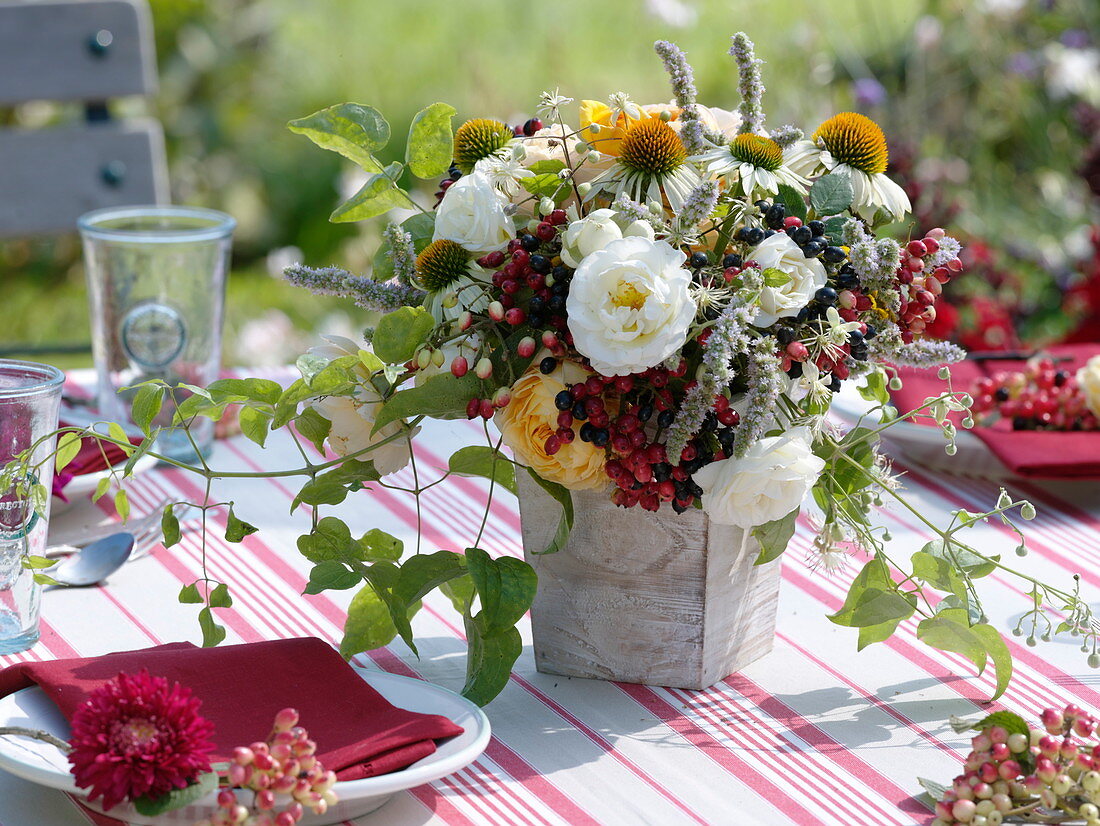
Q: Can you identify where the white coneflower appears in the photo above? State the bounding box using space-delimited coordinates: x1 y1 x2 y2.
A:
474 155 534 198
786 112 911 222
694 133 809 197
588 117 701 211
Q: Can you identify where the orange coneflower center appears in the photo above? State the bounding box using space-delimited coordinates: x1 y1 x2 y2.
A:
812 112 889 175
416 239 471 292
618 118 686 177
729 134 784 172
453 118 513 174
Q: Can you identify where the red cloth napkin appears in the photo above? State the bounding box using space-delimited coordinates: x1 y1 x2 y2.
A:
52 420 144 502
0 637 463 781
889 344 1100 479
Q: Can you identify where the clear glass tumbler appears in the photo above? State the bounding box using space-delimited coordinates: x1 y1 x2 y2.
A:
0 359 63 654
79 206 235 462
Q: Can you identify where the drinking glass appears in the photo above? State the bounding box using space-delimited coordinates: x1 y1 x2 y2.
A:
0 359 63 654
79 206 235 462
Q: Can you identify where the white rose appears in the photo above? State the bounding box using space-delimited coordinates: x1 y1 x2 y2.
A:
433 172 515 253
560 209 623 267
748 233 828 326
305 338 418 476
566 236 696 376
693 428 825 529
1077 355 1100 418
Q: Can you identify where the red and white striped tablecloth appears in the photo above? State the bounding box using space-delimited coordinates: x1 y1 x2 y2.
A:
2 369 1099 826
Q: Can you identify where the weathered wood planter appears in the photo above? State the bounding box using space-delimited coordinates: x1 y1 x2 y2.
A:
516 473 782 690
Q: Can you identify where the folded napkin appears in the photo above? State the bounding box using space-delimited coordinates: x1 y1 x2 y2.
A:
0 637 463 781
889 344 1100 479
51 419 143 502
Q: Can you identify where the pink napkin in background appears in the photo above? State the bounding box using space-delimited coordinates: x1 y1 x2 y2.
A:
888 343 1100 479
0 637 464 781
51 419 143 502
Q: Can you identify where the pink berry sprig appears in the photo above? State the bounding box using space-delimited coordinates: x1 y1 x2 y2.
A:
970 358 1098 432
197 708 338 826
932 706 1100 826
896 228 964 344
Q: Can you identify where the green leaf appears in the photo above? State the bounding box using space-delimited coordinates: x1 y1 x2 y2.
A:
205 378 283 406
340 583 399 657
917 610 987 674
208 582 233 608
448 446 516 495
857 618 905 651
809 172 854 215
916 777 948 807
775 183 807 221
393 551 468 606
162 505 181 548
122 436 155 476
331 162 407 223
238 406 269 447
373 306 435 365
830 557 901 627
297 517 356 564
441 574 476 613
357 528 403 562
972 623 1014 702
406 102 457 178
295 407 331 453
106 422 135 456
752 510 797 565
55 432 82 473
224 506 258 543
114 488 130 521
524 469 573 555
22 555 56 570
973 710 1029 737
761 267 791 288
197 607 226 647
92 476 111 503
374 372 481 432
521 173 569 203
288 103 390 171
857 370 890 406
822 216 848 245
291 460 380 511
848 588 916 628
304 561 361 594
178 582 202 603
462 613 521 706
528 160 566 175
911 550 968 602
133 771 219 816
922 539 998 580
465 547 537 633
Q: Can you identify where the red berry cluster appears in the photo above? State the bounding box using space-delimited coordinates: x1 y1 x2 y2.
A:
895 228 965 343
971 358 1098 431
934 706 1100 826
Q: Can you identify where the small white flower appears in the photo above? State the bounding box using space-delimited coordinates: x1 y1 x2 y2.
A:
433 172 515 253
812 306 862 362
693 427 825 529
785 360 832 406
607 91 644 125
566 236 696 376
747 233 829 326
537 88 575 120
474 155 535 198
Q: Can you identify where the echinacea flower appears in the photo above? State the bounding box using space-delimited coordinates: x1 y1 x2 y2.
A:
67 670 215 811
693 133 809 197
452 118 514 174
785 112 911 222
587 117 702 211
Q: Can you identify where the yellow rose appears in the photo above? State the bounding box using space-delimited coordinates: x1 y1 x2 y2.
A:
495 359 610 491
579 100 681 157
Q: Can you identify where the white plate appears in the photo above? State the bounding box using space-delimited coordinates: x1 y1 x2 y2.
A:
829 383 1015 480
0 668 490 824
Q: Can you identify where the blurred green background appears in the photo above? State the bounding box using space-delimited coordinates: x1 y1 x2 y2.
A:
3 0 1099 365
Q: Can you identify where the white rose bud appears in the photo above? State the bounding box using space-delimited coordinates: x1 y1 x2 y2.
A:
560 208 624 268
748 233 829 326
693 428 826 529
433 172 515 253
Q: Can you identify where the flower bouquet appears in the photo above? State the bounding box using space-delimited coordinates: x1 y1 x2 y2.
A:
6 33 1100 704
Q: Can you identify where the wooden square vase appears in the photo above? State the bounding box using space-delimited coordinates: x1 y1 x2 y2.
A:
516 472 782 690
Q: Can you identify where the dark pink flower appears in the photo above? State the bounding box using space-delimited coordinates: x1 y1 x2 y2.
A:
67 670 215 811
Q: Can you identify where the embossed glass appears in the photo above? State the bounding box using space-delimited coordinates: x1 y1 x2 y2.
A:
0 360 63 654
79 206 235 462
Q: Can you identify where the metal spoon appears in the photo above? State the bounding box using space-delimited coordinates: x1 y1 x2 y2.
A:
47 533 134 587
